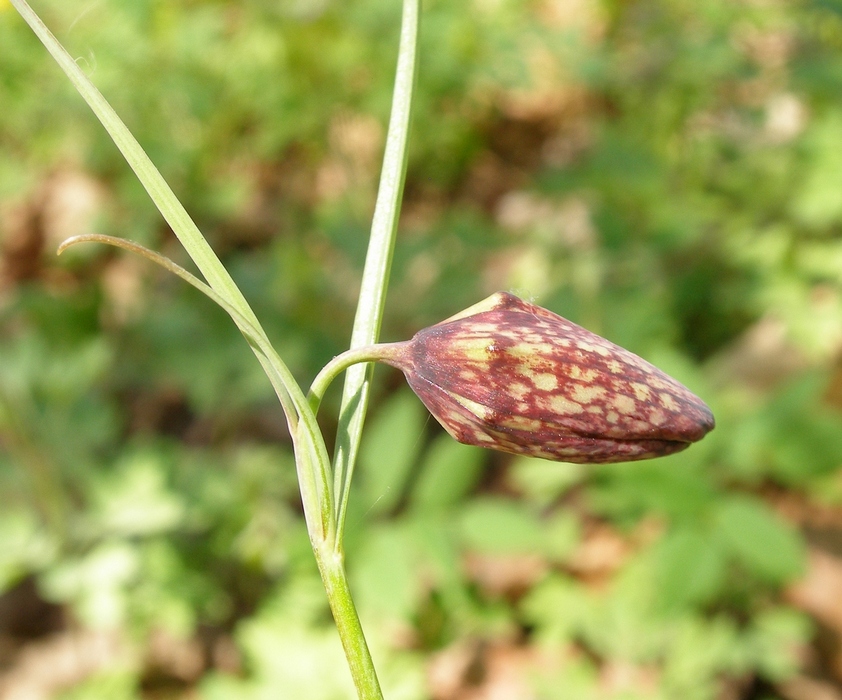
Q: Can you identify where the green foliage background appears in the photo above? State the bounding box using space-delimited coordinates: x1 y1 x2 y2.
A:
2 0 842 698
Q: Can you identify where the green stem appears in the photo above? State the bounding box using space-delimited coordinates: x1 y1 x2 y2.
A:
332 0 420 545
315 543 383 700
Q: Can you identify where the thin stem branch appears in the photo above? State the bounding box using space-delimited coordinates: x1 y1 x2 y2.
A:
58 235 334 537
308 343 406 415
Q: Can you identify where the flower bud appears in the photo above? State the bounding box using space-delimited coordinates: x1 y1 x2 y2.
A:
381 292 714 464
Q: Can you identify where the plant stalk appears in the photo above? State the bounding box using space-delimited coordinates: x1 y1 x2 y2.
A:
332 0 420 544
315 542 383 699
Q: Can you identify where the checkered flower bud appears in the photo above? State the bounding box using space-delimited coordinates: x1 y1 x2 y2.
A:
380 292 714 464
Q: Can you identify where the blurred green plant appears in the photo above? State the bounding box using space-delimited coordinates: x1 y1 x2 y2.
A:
2 0 842 699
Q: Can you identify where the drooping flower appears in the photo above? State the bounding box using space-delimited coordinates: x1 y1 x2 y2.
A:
378 292 714 464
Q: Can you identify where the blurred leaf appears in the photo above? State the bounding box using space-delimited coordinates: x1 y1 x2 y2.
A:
811 0 842 15
57 672 140 700
659 616 747 700
542 511 581 563
577 556 665 662
507 457 586 509
457 497 546 555
520 574 590 645
655 526 727 611
351 524 420 622
714 496 806 585
89 450 185 538
765 377 842 484
42 541 139 628
131 539 207 634
747 608 812 682
791 111 842 228
357 388 426 516
409 434 485 512
0 509 57 591
528 657 601 700
588 462 718 524
726 375 842 486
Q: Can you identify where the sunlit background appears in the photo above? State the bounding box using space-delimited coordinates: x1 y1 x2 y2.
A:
2 1 842 698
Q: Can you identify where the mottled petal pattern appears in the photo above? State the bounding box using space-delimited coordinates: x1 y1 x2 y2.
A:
381 292 714 464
